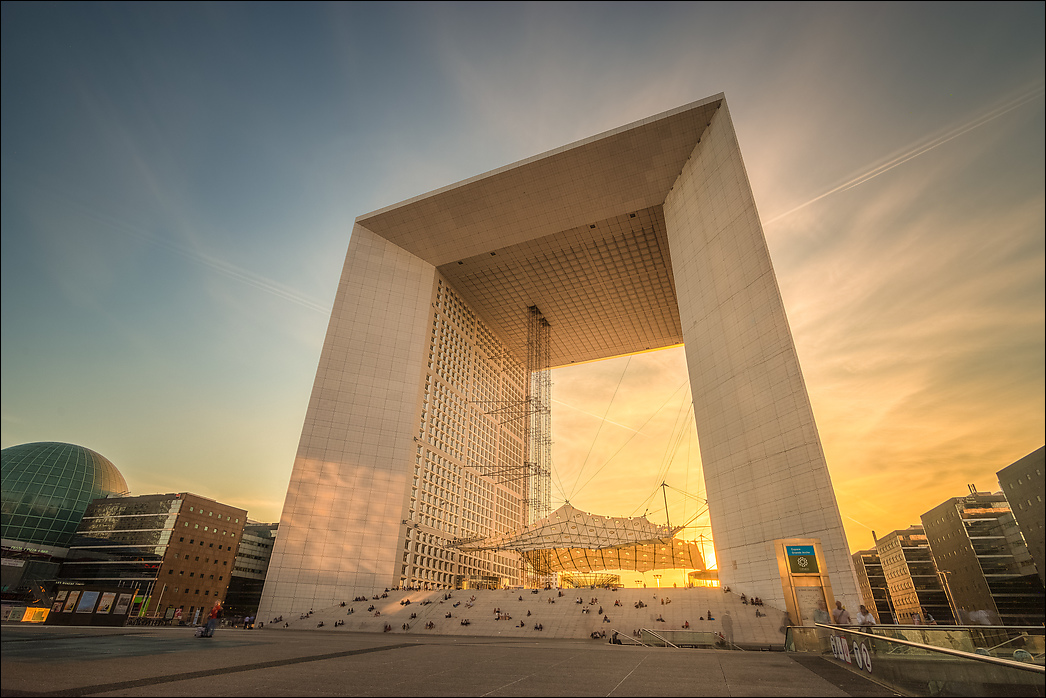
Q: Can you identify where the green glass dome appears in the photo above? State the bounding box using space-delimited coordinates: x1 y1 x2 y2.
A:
1 442 129 548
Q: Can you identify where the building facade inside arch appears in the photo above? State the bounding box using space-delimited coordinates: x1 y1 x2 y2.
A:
259 94 861 618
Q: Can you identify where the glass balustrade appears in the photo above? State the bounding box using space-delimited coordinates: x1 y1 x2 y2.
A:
786 624 1043 697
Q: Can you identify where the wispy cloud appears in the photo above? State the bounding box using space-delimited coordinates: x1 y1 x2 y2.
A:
14 175 331 315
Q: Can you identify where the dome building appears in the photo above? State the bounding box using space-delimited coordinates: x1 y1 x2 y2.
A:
1 442 129 603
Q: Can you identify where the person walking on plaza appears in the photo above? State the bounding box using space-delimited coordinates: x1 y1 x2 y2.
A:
831 601 851 625
855 605 876 628
203 600 223 637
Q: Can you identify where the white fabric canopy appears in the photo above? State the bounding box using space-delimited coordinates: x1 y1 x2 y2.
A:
454 504 706 573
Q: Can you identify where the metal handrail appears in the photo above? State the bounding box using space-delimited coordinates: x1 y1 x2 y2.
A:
814 623 1044 674
987 634 1034 653
642 628 679 648
609 628 648 646
853 624 1044 631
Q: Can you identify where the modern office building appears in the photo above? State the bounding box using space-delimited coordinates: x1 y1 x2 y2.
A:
996 446 1045 586
259 94 860 619
875 526 953 624
1 442 129 604
852 548 894 624
921 489 1043 626
224 521 278 617
59 493 246 622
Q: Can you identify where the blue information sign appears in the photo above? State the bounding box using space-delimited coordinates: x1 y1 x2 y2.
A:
786 545 819 573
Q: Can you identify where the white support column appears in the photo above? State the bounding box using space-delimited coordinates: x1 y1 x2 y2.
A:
663 103 860 612
259 223 435 618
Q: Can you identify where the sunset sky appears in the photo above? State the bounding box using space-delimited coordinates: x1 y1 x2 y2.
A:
2 3 1043 587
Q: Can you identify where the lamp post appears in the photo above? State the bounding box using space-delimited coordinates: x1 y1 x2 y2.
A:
875 586 897 624
937 570 961 625
131 582 141 618
653 574 662 589
154 584 167 618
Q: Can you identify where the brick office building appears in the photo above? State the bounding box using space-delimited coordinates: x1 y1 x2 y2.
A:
59 493 246 624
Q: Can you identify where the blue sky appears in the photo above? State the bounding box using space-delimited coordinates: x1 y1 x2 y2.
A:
3 3 1043 570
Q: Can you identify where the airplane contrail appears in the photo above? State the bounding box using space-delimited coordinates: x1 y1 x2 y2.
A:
552 398 642 433
845 515 875 531
764 83 1046 226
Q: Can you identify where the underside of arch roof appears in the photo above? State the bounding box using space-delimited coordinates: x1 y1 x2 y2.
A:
354 95 724 368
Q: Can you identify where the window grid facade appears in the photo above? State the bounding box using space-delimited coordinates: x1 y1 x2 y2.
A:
921 491 1043 626
996 447 1045 587
875 526 953 624
402 277 526 589
852 548 894 624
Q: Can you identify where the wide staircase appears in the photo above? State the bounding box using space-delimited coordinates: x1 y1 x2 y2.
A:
266 587 787 648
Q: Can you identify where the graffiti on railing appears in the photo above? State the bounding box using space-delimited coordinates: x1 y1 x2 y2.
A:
830 633 873 674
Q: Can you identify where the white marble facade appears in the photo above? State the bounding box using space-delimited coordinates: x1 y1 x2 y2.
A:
259 95 860 619
664 103 858 611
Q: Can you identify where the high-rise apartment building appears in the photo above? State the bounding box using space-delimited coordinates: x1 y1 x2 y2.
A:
59 493 245 622
259 95 860 618
225 521 278 617
852 548 894 624
922 489 1043 626
875 526 953 624
996 446 1045 586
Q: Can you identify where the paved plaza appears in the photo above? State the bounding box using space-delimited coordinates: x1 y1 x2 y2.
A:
1 624 899 697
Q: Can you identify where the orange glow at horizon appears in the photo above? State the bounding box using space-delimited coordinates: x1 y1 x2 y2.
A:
549 339 1043 588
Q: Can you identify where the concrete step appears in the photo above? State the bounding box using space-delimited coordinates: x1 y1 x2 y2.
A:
264 586 787 646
